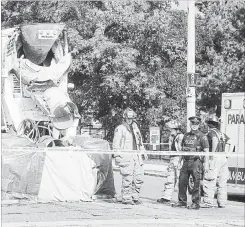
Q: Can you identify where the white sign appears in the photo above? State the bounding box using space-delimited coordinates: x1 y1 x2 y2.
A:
38 30 58 39
186 87 195 98
150 126 160 151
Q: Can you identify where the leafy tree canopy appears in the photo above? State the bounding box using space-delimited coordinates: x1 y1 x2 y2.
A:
196 0 245 114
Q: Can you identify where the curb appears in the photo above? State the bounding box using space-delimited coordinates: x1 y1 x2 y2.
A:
1 200 20 205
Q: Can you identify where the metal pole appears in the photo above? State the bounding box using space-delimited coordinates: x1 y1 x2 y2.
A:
186 0 196 131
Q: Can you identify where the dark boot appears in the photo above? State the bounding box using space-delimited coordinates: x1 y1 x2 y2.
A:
200 202 213 208
157 198 170 204
187 203 200 210
133 200 143 205
122 200 135 205
171 202 187 208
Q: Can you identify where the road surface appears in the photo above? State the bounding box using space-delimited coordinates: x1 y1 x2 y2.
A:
1 171 244 227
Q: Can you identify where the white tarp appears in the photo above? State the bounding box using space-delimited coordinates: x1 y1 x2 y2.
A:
38 152 97 202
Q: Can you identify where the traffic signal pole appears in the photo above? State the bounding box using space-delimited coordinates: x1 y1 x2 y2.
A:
186 0 196 131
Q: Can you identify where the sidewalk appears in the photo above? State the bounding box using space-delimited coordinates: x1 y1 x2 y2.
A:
113 159 168 177
2 198 244 227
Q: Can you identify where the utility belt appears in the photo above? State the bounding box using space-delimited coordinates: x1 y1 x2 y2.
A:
183 156 200 161
182 147 202 162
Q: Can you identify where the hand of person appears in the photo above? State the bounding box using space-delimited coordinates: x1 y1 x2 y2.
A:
173 161 178 168
204 163 215 181
115 156 122 166
225 152 230 159
204 162 209 173
177 162 182 170
143 154 148 161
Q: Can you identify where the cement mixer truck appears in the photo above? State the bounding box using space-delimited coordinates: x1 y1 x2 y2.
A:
1 23 80 141
1 23 115 202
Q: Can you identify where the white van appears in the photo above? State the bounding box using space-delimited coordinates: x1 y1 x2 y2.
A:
220 92 245 195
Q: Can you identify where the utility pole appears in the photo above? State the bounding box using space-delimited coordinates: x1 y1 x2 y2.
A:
186 0 196 131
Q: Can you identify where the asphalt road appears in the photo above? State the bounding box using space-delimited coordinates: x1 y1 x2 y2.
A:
1 171 245 227
113 171 245 205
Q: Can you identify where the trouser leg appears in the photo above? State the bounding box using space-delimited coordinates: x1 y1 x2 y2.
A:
191 159 202 205
175 167 180 191
172 157 180 190
203 178 217 206
132 160 144 201
217 157 229 207
162 158 177 200
120 161 134 202
178 161 189 204
203 159 218 206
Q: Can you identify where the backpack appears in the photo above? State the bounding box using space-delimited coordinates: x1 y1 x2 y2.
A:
209 129 226 152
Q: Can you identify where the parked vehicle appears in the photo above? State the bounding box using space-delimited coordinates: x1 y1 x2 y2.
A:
220 92 245 195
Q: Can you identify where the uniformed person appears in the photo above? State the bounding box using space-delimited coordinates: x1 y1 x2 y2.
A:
113 108 148 205
201 116 234 208
199 106 217 135
173 116 209 210
199 108 209 135
157 120 184 204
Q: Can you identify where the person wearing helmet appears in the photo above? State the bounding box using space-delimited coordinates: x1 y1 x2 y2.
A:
199 108 209 135
199 105 218 135
113 107 148 205
201 115 234 208
157 120 184 204
172 116 209 210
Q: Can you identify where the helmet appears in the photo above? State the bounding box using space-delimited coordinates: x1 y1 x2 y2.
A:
207 115 220 125
123 108 136 119
167 120 181 129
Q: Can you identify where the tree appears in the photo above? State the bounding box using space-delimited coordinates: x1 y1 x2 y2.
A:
196 0 245 114
68 1 188 134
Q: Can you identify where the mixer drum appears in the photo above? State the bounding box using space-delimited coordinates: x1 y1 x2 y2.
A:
42 87 80 130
